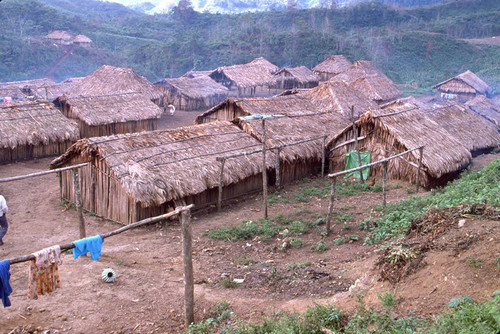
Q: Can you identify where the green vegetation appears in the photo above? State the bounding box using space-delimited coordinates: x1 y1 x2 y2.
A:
286 261 311 271
367 159 500 244
314 241 329 252
333 236 347 246
185 291 500 333
465 256 483 268
220 276 238 289
1 0 499 93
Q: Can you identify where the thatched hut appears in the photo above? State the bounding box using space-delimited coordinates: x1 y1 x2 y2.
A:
304 81 379 119
195 94 326 124
209 57 279 97
155 76 228 110
235 112 349 184
0 78 57 102
66 65 163 106
465 95 500 130
0 101 79 163
54 92 163 138
432 70 489 102
45 30 74 45
327 102 472 187
312 55 352 81
331 60 402 104
424 103 500 154
273 66 319 90
50 121 275 224
73 34 92 48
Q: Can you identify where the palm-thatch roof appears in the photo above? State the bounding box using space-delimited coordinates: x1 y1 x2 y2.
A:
195 94 328 124
74 34 92 44
465 95 500 129
312 55 352 77
274 66 319 87
235 112 349 164
182 70 214 78
209 57 279 89
0 101 79 149
424 103 500 152
51 121 274 206
304 81 379 118
66 65 163 103
45 30 73 41
156 76 228 99
432 70 489 95
328 102 472 185
0 78 59 101
331 60 401 103
55 92 162 126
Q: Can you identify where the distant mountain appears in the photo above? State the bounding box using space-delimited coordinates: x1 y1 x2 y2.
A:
102 0 445 14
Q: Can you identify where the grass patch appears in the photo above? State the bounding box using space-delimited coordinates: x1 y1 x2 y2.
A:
205 218 281 241
220 277 238 289
234 255 254 266
286 261 312 271
465 256 483 268
289 237 305 249
268 192 290 204
367 159 500 244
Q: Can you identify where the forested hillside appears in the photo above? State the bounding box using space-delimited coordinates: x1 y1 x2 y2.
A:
0 0 499 93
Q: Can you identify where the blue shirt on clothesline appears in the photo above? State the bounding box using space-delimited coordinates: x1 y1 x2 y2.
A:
72 234 103 261
0 259 12 307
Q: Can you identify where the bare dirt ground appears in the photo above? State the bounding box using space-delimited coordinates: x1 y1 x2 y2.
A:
1 153 498 334
463 36 500 46
157 110 199 130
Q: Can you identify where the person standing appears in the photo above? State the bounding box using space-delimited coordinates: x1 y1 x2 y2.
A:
0 195 8 246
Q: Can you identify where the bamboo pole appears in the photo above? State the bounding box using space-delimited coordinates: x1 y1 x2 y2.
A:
275 147 281 191
7 205 194 265
416 147 424 193
382 161 387 207
73 169 86 239
0 163 89 183
351 106 364 183
180 207 194 327
217 158 226 212
325 177 336 237
90 165 96 213
321 135 326 178
262 118 268 219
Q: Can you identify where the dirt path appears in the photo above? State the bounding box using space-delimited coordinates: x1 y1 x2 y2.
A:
1 154 498 333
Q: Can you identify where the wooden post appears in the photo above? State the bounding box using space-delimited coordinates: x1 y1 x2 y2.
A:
217 158 226 212
58 171 62 202
382 161 387 207
351 106 364 183
72 169 86 239
321 135 326 178
90 165 96 213
275 147 281 191
325 177 336 237
262 118 268 219
416 147 424 193
180 208 194 327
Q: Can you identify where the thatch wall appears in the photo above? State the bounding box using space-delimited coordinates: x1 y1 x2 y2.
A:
273 66 319 90
209 57 279 97
305 81 379 118
235 112 349 183
66 65 163 105
55 92 162 138
312 55 352 81
433 70 489 96
328 104 472 187
424 103 500 153
0 101 79 163
465 95 500 130
50 121 276 224
155 76 228 110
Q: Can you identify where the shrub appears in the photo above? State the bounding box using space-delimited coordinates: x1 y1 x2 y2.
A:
314 241 329 252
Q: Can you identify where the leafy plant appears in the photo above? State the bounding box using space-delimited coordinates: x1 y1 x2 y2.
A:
220 277 238 289
465 256 483 268
314 241 329 252
286 262 311 271
289 237 305 249
333 237 347 246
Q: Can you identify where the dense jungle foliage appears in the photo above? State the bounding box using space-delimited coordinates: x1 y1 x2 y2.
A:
0 0 499 93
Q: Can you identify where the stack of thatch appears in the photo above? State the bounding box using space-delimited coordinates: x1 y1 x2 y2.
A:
424 103 500 153
273 66 319 89
55 92 162 138
51 121 275 223
328 101 472 186
432 70 489 95
66 65 163 105
465 95 500 130
0 101 79 163
155 76 228 110
305 81 379 118
312 55 352 81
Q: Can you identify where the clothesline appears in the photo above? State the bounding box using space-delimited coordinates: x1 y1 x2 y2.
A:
6 204 194 265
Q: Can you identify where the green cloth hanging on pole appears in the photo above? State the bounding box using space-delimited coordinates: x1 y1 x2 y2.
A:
344 150 371 179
